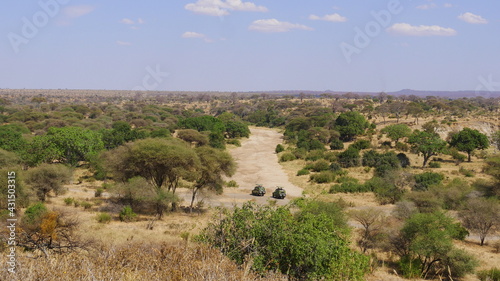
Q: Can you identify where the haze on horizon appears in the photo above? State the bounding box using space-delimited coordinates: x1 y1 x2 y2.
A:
1 1 499 94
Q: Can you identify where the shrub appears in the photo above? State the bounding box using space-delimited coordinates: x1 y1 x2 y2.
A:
428 162 441 168
459 166 475 177
275 144 285 153
310 171 336 183
296 169 310 176
63 197 74 206
311 159 330 172
225 180 238 187
292 148 308 159
22 202 48 226
329 162 342 172
95 188 104 197
226 139 241 147
329 182 369 193
337 147 361 168
395 142 409 152
279 152 296 162
329 138 344 150
119 206 137 222
478 268 500 281
413 172 444 191
80 201 92 210
305 150 324 161
398 255 422 279
96 213 112 224
350 139 371 150
397 153 411 168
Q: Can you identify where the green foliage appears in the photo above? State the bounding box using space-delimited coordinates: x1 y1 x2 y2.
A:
119 206 137 222
329 181 369 193
275 144 285 153
428 161 441 168
362 150 401 177
413 172 444 191
329 138 344 150
399 211 477 278
459 166 475 177
197 201 368 280
176 129 209 146
408 130 447 167
397 153 411 168
450 128 489 162
96 213 112 224
80 201 92 209
225 139 241 146
101 121 148 150
63 198 74 206
22 202 48 227
0 124 27 152
310 159 330 172
337 147 361 168
335 112 369 141
297 169 310 176
449 147 467 163
310 171 337 183
398 255 422 279
381 124 412 143
223 120 250 138
279 152 297 162
365 176 405 205
225 180 238 187
94 188 104 197
304 150 325 161
25 164 72 202
459 198 500 246
350 139 371 150
478 268 500 281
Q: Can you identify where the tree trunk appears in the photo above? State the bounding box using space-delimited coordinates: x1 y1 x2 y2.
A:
190 187 200 213
468 152 472 162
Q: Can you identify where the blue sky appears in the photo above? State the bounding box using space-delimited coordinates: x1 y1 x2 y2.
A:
1 0 499 92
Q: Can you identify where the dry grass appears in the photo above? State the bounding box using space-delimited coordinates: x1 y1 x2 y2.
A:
0 242 287 281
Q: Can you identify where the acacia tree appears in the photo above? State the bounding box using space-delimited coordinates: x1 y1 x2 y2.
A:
104 138 200 216
408 130 447 167
335 111 369 141
190 147 236 211
449 128 489 162
459 198 500 246
25 164 72 202
349 208 385 253
381 124 412 145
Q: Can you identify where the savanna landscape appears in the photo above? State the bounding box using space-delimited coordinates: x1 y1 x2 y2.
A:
0 90 499 280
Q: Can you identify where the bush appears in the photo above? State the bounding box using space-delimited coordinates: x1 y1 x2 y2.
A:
428 161 441 168
413 172 444 191
279 152 296 162
397 153 411 168
197 201 369 280
311 159 330 172
80 201 92 210
329 138 344 150
275 144 285 153
305 150 325 161
459 166 475 177
350 139 371 150
337 147 361 168
297 169 310 176
310 171 337 183
225 139 241 147
63 197 74 206
95 188 104 197
225 180 238 187
329 182 369 193
292 148 308 159
395 142 409 152
398 255 422 279
478 268 500 281
96 213 112 224
119 206 137 222
329 162 342 172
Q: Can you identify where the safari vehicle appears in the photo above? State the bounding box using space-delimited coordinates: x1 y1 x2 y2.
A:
272 187 286 199
251 184 266 196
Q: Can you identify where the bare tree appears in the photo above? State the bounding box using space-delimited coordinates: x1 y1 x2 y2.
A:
459 198 500 246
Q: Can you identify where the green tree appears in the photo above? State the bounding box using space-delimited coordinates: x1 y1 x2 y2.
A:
197 201 369 280
190 147 236 211
176 129 209 146
408 130 447 167
103 138 200 216
335 111 369 141
398 212 476 279
449 128 489 162
25 164 72 202
381 124 412 144
0 124 27 152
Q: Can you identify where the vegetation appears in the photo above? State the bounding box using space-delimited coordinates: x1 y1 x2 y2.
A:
449 128 489 162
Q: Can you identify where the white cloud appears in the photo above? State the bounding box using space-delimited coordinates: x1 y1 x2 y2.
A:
416 3 437 10
138 18 145 24
182 31 206 38
185 0 268 16
120 18 135 25
387 23 457 36
116 41 132 46
443 3 453 8
458 12 488 24
309 13 347 22
249 19 313 33
63 5 95 18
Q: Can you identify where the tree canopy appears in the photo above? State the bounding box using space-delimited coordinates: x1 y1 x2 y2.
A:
449 128 489 162
408 130 447 167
